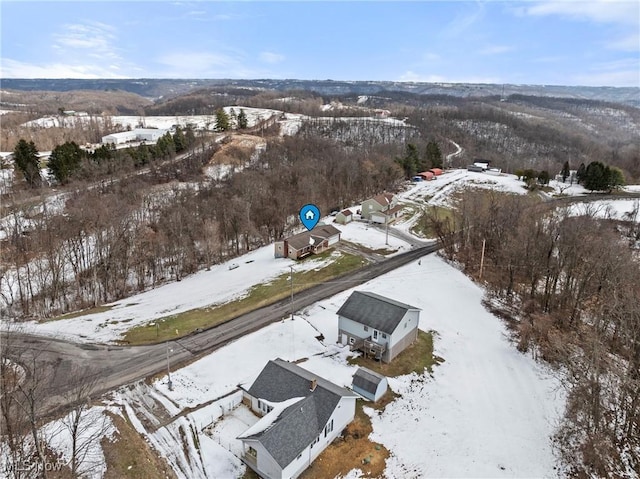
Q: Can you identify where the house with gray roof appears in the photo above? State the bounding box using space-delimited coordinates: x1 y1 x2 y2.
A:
238 359 356 479
361 192 398 221
337 291 421 363
274 224 341 260
352 367 388 402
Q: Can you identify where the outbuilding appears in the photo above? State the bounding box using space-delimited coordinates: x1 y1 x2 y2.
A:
335 209 353 225
352 367 388 402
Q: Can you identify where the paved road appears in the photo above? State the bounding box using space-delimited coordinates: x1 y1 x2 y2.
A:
5 242 440 417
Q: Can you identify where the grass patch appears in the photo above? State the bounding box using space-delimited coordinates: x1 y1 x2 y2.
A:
122 251 367 345
102 411 178 479
300 399 389 479
48 304 114 321
341 240 398 256
348 330 443 377
411 205 455 239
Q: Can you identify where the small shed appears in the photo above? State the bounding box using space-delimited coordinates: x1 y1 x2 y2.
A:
352 367 388 402
335 209 353 225
429 168 444 176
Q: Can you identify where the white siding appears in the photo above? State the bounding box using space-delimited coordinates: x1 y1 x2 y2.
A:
388 310 420 349
244 440 283 479
339 316 372 340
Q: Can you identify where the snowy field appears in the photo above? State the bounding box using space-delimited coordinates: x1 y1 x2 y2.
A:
18 221 409 343
569 198 639 220
115 253 563 479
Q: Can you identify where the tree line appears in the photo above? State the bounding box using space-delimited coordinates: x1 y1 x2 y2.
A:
428 191 639 477
1 135 403 318
11 125 198 187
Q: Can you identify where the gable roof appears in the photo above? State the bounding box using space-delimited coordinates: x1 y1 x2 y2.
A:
336 291 420 334
241 359 354 468
339 209 352 217
352 367 386 394
285 225 341 251
368 192 395 207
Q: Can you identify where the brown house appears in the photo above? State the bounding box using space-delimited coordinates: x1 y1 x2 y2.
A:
274 225 341 260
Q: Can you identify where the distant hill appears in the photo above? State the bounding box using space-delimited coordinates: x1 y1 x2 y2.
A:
1 78 638 106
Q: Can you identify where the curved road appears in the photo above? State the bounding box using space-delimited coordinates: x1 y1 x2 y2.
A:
6 242 440 417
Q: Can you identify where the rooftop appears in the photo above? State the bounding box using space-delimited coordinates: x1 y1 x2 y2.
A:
337 291 420 334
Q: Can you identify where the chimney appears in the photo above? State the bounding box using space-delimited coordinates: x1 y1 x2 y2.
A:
310 379 317 391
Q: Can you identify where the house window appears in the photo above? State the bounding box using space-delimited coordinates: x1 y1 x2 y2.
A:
349 337 355 345
324 419 334 437
310 436 320 448
364 326 369 332
404 322 407 328
248 446 257 458
382 333 387 339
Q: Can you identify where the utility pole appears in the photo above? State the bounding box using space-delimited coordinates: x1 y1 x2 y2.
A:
166 342 173 391
385 200 390 245
289 266 294 320
479 238 486 280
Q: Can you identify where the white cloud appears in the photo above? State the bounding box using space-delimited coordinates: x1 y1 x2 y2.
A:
398 70 500 84
574 58 640 86
422 52 441 61
155 51 273 78
259 51 285 64
525 0 639 25
479 45 515 55
0 58 128 79
607 31 640 51
53 21 121 60
441 4 485 38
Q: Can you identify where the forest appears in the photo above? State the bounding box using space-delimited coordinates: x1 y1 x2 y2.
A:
429 191 640 477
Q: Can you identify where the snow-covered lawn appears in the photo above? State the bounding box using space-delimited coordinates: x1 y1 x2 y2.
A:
121 253 563 478
398 169 529 207
18 217 408 343
568 198 639 220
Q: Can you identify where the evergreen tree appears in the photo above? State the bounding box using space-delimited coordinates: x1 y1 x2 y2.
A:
173 126 186 153
576 163 586 184
48 141 84 184
237 109 248 129
561 161 570 183
607 166 625 190
583 161 608 191
396 143 420 178
215 108 230 131
184 124 196 148
425 141 443 169
13 139 41 187
537 170 550 185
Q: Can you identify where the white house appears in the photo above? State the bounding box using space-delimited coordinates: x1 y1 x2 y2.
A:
361 193 398 221
238 359 356 479
101 128 168 145
352 367 388 402
337 291 421 363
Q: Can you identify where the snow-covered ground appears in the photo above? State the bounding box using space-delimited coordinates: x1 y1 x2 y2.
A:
398 169 529 207
18 220 408 343
569 198 639 220
116 253 563 478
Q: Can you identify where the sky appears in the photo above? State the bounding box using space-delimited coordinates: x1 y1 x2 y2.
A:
0 1 638 87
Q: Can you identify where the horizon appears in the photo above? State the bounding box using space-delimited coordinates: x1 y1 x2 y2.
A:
2 78 638 90
1 1 639 88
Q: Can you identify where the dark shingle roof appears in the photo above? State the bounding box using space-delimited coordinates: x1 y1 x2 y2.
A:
242 359 354 468
336 291 420 334
284 225 341 251
352 367 386 395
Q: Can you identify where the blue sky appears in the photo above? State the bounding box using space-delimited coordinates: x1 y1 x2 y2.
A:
1 1 638 86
